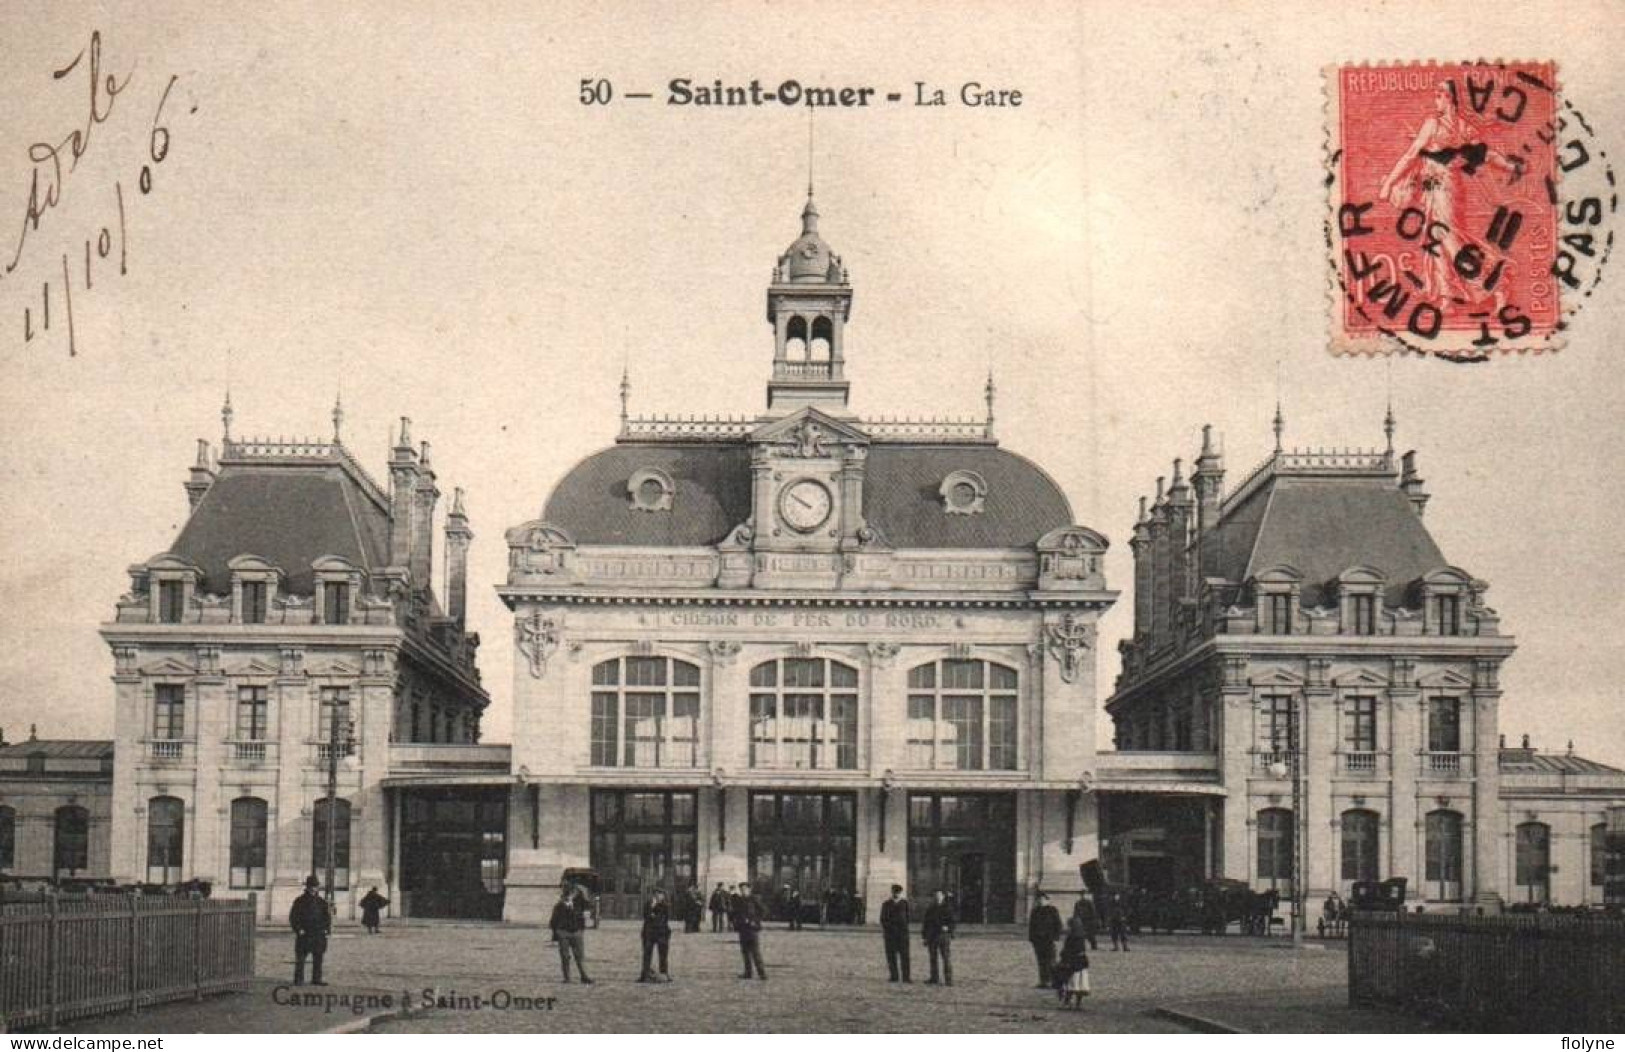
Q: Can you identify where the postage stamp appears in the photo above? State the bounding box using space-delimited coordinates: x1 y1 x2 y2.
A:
1327 61 1568 357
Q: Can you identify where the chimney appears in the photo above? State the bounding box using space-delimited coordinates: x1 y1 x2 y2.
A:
184 439 215 512
444 487 473 624
388 417 419 577
1400 450 1430 518
1130 496 1152 638
1192 424 1225 535
411 440 439 592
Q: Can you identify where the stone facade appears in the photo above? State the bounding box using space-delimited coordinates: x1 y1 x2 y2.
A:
99 408 489 918
0 733 113 880
499 196 1117 923
1104 416 1625 909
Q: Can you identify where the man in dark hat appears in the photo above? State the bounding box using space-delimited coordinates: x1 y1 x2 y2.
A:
879 883 912 982
709 882 729 932
1027 891 1063 988
639 888 673 982
733 883 767 980
548 884 593 983
289 875 331 986
922 889 955 986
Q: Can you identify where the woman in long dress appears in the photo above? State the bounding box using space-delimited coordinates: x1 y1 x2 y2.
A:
1376 79 1519 309
1054 905 1093 1010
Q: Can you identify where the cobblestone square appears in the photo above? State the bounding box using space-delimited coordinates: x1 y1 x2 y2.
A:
245 923 1386 1034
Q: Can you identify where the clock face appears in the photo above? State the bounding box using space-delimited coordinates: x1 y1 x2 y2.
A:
779 479 833 532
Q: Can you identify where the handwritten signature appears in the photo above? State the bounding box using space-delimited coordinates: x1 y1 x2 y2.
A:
5 30 133 276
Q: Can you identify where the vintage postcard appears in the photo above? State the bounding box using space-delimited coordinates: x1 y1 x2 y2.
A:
0 0 1622 1041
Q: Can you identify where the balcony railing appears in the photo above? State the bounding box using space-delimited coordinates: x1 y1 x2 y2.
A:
1422 751 1472 777
315 741 357 765
230 740 268 765
1253 750 1295 774
1343 751 1378 774
149 740 187 763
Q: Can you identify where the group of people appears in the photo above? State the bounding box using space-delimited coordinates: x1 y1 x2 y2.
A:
1026 891 1110 1010
878 885 959 985
550 880 771 983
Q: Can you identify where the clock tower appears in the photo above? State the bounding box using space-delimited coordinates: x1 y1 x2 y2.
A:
766 191 853 416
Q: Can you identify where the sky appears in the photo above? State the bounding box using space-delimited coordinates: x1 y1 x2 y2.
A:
1 0 1621 764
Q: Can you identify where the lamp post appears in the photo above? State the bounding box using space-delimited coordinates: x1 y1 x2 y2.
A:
324 708 356 905
1266 697 1305 950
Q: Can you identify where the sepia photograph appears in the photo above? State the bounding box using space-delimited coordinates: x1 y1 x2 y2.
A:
0 0 1622 1041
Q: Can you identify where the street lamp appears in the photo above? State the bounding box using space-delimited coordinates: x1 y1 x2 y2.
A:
324 711 357 905
1265 701 1305 949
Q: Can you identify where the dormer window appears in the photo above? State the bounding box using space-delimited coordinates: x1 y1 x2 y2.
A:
228 556 282 625
1351 595 1376 635
627 468 675 513
312 556 362 626
324 582 350 626
1252 566 1303 636
158 581 185 624
1417 567 1474 637
242 581 268 624
1336 567 1385 636
1266 594 1293 635
939 470 988 516
1433 594 1461 636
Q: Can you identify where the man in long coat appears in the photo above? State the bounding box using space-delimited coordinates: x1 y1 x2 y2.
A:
548 884 593 983
639 889 673 981
879 883 912 982
709 882 729 932
1027 891 1063 987
733 884 768 980
288 875 331 986
921 889 955 986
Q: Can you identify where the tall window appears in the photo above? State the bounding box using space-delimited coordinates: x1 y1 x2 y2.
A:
53 805 90 877
1427 697 1461 752
1424 809 1464 901
750 658 858 770
905 660 1018 771
410 702 422 743
590 657 701 768
230 797 268 889
158 580 185 623
323 582 350 625
1266 594 1293 634
153 684 185 740
1257 696 1296 754
1257 808 1294 890
1595 822 1610 889
1350 594 1377 635
1432 594 1461 636
312 798 352 889
241 580 268 624
1515 821 1551 903
236 686 269 740
0 806 14 871
146 796 185 884
1344 696 1377 753
319 686 352 748
1340 809 1380 882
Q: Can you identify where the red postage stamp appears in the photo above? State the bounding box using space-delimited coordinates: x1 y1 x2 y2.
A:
1328 62 1562 356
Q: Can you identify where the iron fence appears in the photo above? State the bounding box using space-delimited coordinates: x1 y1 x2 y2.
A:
1349 909 1625 1031
0 893 256 1030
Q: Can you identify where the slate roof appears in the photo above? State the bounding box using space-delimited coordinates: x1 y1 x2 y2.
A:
541 441 1074 549
1201 476 1446 606
0 740 114 759
169 464 391 595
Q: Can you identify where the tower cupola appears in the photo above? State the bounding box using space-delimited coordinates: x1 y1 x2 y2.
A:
766 191 853 415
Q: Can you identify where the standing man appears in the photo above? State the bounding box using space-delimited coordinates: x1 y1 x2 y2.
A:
784 884 803 931
879 884 912 983
686 884 704 934
1027 891 1063 988
733 883 768 980
289 874 331 986
549 884 593 984
922 889 955 986
709 882 729 932
1107 893 1131 952
639 889 673 982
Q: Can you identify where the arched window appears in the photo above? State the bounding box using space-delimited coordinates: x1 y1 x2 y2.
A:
750 657 858 770
0 805 16 871
1257 808 1294 892
785 316 809 361
1515 821 1551 905
312 798 352 890
230 797 268 889
905 659 1018 771
1340 808 1380 883
146 796 185 884
1594 822 1610 889
53 805 90 878
591 656 701 768
809 316 833 361
1424 809 1463 902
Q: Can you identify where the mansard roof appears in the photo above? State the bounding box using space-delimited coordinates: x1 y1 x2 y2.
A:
170 462 390 596
1500 749 1625 776
542 441 1073 549
1201 474 1445 607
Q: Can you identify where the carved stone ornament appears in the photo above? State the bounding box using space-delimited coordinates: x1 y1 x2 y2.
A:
783 420 829 458
867 641 901 666
708 640 742 664
516 610 560 679
1045 612 1096 684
